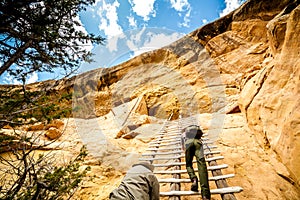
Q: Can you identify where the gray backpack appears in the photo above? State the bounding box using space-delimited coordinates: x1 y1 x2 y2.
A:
183 125 204 140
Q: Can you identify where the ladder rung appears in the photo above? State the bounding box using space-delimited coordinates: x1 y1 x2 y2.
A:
154 135 181 139
165 127 180 130
151 157 222 167
146 146 217 151
155 133 181 137
155 135 180 139
146 146 182 151
158 174 235 183
142 150 183 156
149 141 181 147
154 164 228 174
179 123 197 126
159 186 243 196
140 155 182 161
209 174 235 181
155 133 208 137
150 139 181 144
150 138 209 145
140 155 224 162
206 156 224 162
162 129 180 132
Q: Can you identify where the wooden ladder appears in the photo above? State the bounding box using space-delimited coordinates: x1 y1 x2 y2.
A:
140 116 243 200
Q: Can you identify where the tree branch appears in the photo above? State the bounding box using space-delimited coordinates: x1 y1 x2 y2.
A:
0 40 33 76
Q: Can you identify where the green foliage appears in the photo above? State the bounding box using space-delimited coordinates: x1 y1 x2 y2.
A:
0 86 73 127
0 86 87 200
0 1 102 199
0 0 105 80
0 145 90 200
0 134 15 141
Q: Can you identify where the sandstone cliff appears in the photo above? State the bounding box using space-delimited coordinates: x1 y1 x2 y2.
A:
71 0 300 188
1 0 300 199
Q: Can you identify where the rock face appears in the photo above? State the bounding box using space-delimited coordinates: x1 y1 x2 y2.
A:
72 0 300 187
87 0 300 193
69 0 300 195
189 0 300 187
1 0 299 199
237 2 300 185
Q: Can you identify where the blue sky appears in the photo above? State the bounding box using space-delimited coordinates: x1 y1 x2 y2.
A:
1 0 245 84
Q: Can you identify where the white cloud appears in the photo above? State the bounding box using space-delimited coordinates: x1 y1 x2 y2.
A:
97 0 123 38
94 0 102 5
80 28 184 72
169 0 190 12
128 0 156 21
169 0 191 27
202 19 208 24
126 27 147 50
27 72 39 83
127 15 137 28
106 33 126 52
129 30 184 57
144 32 183 49
219 0 245 17
3 74 21 84
3 71 39 84
179 8 191 27
74 15 93 52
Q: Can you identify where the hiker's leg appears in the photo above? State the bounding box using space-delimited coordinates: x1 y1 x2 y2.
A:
195 141 210 199
185 140 196 180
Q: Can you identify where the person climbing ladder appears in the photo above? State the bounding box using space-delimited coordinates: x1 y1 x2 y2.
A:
181 125 211 200
109 161 159 200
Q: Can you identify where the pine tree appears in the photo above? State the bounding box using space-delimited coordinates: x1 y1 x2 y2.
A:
0 0 104 81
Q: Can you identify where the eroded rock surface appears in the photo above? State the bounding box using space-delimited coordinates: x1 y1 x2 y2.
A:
1 0 299 199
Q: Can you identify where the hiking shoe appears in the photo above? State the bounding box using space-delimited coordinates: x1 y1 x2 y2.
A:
191 177 198 192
